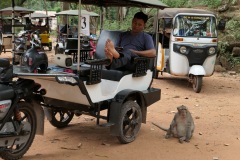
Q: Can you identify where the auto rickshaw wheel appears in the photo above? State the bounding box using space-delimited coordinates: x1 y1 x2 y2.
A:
192 75 203 93
48 42 52 51
55 45 59 55
49 108 74 128
117 100 142 144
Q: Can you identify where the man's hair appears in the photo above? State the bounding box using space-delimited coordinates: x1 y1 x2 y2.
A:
133 11 148 23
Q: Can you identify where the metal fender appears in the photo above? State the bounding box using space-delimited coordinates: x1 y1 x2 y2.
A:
109 89 146 136
31 101 45 135
43 107 52 121
189 65 206 76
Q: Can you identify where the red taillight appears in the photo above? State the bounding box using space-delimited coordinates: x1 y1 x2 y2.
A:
0 104 7 109
29 57 33 65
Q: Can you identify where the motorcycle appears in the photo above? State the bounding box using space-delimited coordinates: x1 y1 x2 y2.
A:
0 58 46 160
13 30 31 65
21 29 48 73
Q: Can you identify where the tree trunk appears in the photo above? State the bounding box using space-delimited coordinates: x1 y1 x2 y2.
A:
62 2 70 24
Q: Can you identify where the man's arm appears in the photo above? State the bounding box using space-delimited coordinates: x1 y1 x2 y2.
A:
129 48 156 57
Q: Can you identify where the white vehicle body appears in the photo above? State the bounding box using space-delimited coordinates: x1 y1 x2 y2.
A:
156 8 224 93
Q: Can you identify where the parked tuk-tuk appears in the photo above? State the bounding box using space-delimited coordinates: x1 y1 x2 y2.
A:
24 12 53 51
54 9 99 65
156 8 225 93
0 6 34 54
12 0 167 144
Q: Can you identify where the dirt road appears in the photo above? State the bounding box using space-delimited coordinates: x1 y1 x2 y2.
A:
24 71 240 160
1 50 240 160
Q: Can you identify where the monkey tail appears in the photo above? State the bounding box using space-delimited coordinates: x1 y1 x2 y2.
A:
151 122 168 132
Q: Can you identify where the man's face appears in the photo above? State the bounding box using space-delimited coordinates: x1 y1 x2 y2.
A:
131 18 145 34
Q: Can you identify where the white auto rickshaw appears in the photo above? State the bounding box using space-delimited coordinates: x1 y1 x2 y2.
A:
155 8 225 93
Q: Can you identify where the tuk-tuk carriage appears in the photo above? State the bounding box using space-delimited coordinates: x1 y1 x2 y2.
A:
54 9 99 64
0 6 34 54
24 12 53 51
15 0 167 144
156 8 225 93
0 0 168 159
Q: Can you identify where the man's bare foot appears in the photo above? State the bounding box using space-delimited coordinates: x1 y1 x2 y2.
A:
105 39 120 59
105 47 113 63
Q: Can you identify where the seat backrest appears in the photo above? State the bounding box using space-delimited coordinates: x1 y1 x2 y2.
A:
65 38 78 50
95 30 124 59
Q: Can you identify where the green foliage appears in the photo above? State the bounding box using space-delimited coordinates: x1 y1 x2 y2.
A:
198 0 222 8
161 0 192 8
226 19 240 41
103 7 140 31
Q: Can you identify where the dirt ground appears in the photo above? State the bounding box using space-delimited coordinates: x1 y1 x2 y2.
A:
1 50 240 160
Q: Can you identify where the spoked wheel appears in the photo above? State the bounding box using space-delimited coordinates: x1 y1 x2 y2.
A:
0 102 37 160
192 75 203 93
49 108 74 128
117 101 142 144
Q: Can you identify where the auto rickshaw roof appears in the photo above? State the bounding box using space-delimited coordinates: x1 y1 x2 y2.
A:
46 0 168 9
24 12 50 18
158 8 216 18
0 6 34 16
55 10 99 16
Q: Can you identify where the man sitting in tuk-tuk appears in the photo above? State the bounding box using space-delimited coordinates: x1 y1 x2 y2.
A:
105 11 156 71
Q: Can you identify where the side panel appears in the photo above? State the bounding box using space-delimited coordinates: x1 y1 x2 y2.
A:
30 77 90 106
169 45 189 76
203 54 216 76
85 70 153 103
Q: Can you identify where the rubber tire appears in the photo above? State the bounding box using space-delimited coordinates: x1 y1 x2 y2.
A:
55 45 58 55
49 109 74 128
49 42 52 51
192 75 203 93
0 102 37 160
117 101 142 144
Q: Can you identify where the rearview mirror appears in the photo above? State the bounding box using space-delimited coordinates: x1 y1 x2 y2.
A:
217 19 226 31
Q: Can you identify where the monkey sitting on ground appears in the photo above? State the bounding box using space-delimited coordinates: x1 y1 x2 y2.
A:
152 105 195 143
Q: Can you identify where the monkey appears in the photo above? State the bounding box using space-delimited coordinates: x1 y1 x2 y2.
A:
152 105 195 143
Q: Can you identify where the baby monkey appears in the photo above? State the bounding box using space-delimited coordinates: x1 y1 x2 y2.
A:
152 105 195 143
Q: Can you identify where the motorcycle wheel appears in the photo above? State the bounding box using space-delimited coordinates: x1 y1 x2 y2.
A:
0 102 37 160
49 108 74 128
192 75 203 93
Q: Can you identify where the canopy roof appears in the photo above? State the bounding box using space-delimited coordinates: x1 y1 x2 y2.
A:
24 12 50 18
158 8 216 18
55 10 99 16
47 0 168 9
0 6 34 16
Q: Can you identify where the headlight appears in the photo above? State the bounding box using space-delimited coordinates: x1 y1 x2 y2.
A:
180 46 187 54
209 47 216 55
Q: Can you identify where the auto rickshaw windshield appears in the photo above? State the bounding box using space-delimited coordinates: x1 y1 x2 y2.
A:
173 15 217 38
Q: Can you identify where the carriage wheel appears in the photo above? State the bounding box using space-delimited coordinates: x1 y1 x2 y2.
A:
117 101 142 144
49 108 74 128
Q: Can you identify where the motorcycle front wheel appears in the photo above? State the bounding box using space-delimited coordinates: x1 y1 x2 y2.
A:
0 102 37 160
